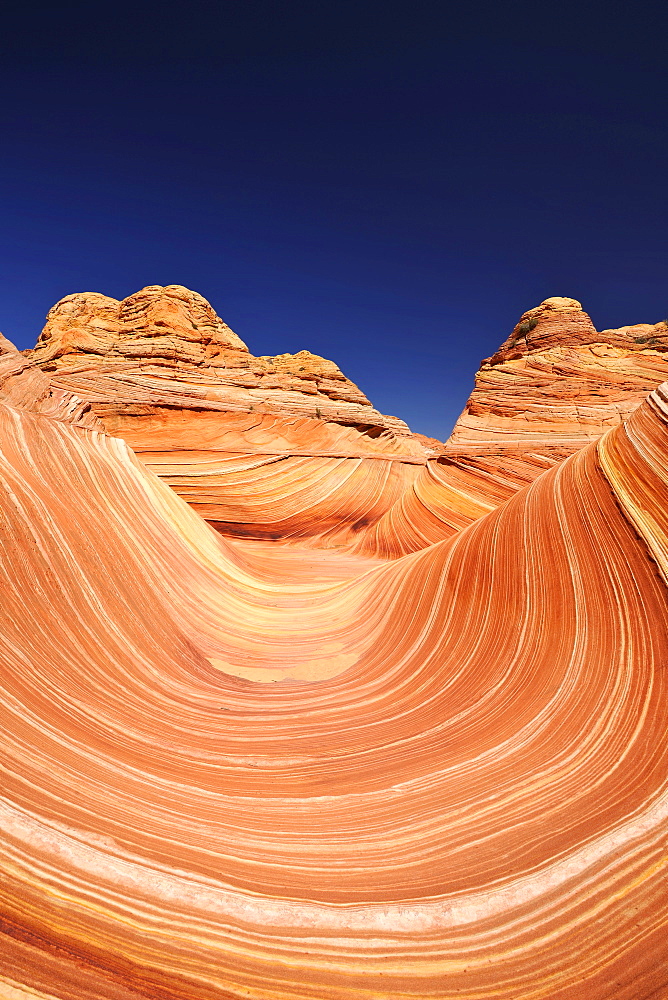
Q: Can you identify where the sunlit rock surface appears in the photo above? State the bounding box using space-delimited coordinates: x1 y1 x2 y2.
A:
445 295 668 485
356 296 668 555
1 288 668 997
26 287 668 554
25 285 439 544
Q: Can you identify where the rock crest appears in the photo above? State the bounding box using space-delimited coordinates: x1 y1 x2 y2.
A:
36 284 249 362
448 296 668 457
27 284 423 448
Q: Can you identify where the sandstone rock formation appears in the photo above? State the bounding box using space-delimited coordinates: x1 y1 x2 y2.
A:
1 287 668 997
356 295 668 555
27 285 668 554
448 294 668 457
29 284 423 444
0 329 99 427
25 285 441 543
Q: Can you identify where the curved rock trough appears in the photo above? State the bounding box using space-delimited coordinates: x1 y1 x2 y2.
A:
1 287 668 998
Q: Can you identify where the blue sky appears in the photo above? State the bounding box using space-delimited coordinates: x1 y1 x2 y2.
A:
1 1 667 439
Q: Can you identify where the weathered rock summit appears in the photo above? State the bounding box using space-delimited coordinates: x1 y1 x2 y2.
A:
450 295 668 456
29 284 419 444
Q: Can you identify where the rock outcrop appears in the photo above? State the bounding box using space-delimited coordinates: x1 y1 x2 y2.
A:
29 284 423 444
2 319 668 996
24 284 442 543
20 287 668 557
448 295 668 456
0 329 100 427
355 296 668 555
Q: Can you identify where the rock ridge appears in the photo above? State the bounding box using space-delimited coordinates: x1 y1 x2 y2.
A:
18 285 668 553
28 284 413 435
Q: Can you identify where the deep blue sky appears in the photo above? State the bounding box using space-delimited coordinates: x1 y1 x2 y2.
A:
1 1 667 439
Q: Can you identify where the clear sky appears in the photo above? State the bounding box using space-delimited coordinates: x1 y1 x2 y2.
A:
1 1 667 440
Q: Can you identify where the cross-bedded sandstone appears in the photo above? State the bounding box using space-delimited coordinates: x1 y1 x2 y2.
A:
1 287 668 998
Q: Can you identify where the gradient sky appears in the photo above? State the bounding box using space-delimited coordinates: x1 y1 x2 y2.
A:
1 0 667 440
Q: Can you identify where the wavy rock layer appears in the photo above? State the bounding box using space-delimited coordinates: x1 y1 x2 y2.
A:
25 285 448 546
4 286 668 997
25 288 668 556
2 352 668 997
357 297 668 555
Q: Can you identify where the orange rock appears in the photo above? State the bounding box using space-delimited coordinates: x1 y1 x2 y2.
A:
449 295 668 458
29 284 414 433
1 345 668 996
21 287 668 556
24 285 440 544
358 297 668 556
0 328 100 427
35 283 248 361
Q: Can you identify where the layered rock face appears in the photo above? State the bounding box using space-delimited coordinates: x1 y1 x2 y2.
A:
26 286 668 555
26 285 438 542
29 284 429 445
2 286 668 997
447 295 668 460
353 296 668 555
0 330 100 428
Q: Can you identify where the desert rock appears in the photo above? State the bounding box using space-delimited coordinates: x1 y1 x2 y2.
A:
358 296 668 555
1 354 668 995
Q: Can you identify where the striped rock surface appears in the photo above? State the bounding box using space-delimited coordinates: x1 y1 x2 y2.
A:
448 296 668 463
24 285 445 548
360 296 668 556
24 288 668 556
1 293 668 996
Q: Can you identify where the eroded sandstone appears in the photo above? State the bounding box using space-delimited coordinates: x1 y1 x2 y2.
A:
1 286 668 997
